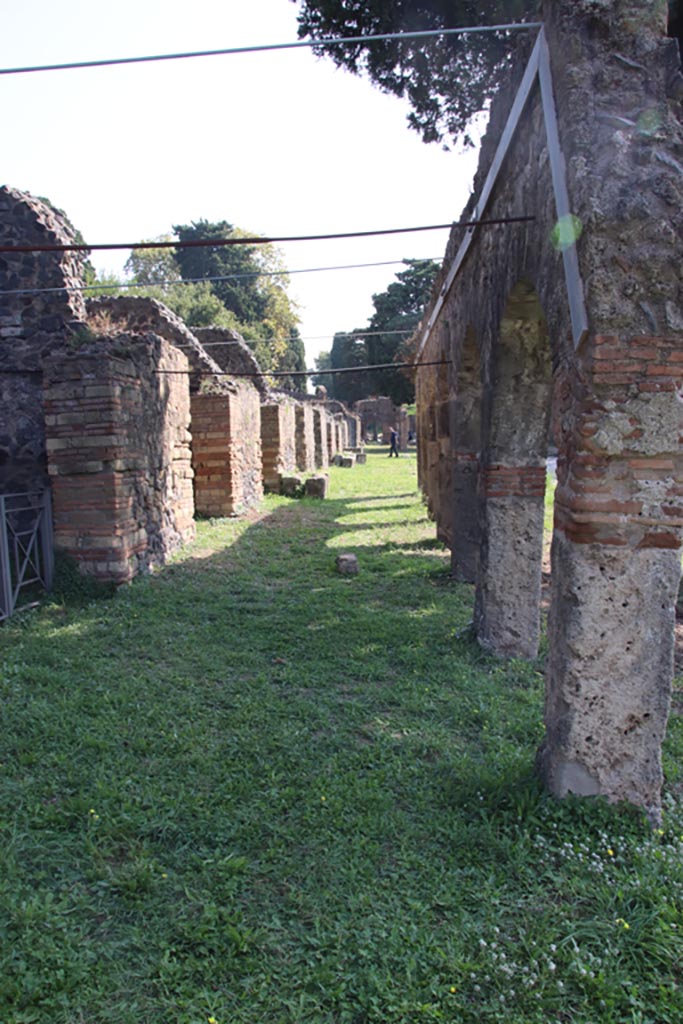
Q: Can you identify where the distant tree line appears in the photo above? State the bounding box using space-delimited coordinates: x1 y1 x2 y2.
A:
313 258 440 406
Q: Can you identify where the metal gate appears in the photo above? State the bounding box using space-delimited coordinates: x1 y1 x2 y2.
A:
0 489 54 622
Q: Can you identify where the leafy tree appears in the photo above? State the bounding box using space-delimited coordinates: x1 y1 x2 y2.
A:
311 349 335 393
329 331 370 404
367 258 440 404
171 220 304 387
320 260 438 405
293 0 538 146
123 238 180 288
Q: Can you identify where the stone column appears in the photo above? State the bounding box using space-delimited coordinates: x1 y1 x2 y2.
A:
295 404 316 473
474 464 547 658
539 335 683 822
313 407 329 469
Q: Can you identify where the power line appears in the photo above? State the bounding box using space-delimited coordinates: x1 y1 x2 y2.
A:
189 329 415 349
0 215 534 255
1 257 442 298
0 24 543 77
158 359 449 379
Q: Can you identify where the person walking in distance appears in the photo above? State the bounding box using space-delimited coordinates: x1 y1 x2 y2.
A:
388 426 399 457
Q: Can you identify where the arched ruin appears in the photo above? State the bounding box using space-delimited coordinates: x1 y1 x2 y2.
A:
415 0 683 821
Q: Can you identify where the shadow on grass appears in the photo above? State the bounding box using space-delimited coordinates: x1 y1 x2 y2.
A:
0 476 565 1022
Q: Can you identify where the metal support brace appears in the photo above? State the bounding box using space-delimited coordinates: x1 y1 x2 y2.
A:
0 495 11 622
415 25 589 363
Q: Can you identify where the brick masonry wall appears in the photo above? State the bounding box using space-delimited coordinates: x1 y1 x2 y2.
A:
261 402 296 491
44 335 195 582
191 384 263 516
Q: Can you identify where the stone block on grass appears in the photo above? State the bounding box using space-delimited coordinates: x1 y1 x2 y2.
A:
305 474 329 499
280 475 303 497
336 553 359 575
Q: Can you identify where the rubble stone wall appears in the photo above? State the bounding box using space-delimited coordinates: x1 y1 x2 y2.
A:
0 373 46 492
44 335 195 582
87 296 222 391
0 187 87 493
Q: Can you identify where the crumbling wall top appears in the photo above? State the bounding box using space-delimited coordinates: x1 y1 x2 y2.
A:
86 295 227 393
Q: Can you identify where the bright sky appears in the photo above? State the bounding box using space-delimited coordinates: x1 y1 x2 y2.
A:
1 0 483 367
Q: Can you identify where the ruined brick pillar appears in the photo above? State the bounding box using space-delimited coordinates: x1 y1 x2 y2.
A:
44 336 194 582
261 401 296 492
191 384 262 516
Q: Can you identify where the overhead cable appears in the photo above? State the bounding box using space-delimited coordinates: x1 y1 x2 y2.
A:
1 257 442 298
0 24 543 77
158 359 449 379
0 215 535 255
189 329 415 349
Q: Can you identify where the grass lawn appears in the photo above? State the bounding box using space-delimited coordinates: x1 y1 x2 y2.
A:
2 447 683 1023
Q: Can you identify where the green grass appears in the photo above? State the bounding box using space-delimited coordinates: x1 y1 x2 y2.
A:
2 448 683 1024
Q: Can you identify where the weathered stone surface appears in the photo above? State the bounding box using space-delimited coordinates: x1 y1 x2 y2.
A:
295 403 316 472
474 494 546 659
305 474 329 499
539 532 679 823
336 553 359 575
340 455 355 468
280 475 303 497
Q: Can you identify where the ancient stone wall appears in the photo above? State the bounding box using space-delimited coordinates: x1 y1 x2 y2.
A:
191 384 263 516
261 401 297 492
44 335 194 582
414 0 683 820
295 403 316 472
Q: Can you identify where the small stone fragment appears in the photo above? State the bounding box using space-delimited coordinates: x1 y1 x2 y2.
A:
336 553 359 575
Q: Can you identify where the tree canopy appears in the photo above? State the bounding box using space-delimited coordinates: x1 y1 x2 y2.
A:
90 221 306 390
316 258 439 406
293 0 538 146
